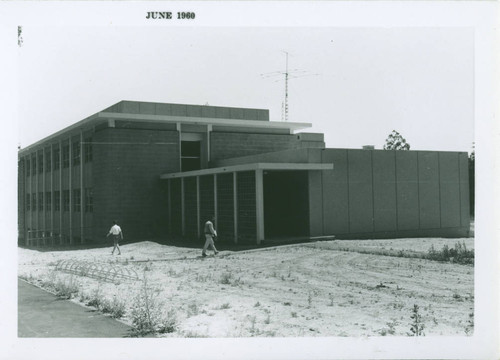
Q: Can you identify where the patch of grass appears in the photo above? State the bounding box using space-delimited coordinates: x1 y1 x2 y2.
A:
100 296 126 318
427 242 474 265
219 272 243 286
219 302 231 310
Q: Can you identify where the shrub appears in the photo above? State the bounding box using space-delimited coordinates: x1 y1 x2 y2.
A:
427 242 474 264
54 276 80 299
131 275 176 336
407 304 424 336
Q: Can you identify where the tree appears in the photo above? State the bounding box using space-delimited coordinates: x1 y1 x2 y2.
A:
383 130 410 150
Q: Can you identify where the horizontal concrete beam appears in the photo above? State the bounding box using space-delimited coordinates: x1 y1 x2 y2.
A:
160 162 334 179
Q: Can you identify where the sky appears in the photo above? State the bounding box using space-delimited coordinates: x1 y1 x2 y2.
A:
18 26 474 153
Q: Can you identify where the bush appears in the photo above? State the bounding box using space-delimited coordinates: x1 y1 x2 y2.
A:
427 242 474 264
131 275 176 336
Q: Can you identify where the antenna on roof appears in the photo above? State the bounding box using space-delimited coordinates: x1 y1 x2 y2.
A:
260 51 319 122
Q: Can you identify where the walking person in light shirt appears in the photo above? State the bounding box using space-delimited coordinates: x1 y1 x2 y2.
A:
107 220 123 255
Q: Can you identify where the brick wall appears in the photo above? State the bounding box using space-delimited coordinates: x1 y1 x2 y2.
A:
92 127 180 241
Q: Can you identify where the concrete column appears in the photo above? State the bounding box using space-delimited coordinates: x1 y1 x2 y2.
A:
80 132 84 244
42 149 46 246
59 140 63 245
255 169 264 244
167 179 172 235
196 176 200 238
207 124 212 164
35 151 39 246
50 144 54 245
214 174 218 230
177 123 182 171
181 177 185 236
233 172 238 244
69 136 73 244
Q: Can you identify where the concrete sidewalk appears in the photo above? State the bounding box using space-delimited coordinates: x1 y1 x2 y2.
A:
18 278 133 338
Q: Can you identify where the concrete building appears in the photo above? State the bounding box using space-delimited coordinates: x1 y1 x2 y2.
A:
18 100 470 246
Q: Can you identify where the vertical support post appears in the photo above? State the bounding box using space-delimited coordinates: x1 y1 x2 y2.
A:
255 169 264 245
42 149 46 246
35 151 39 246
181 177 185 237
80 131 84 244
29 154 33 246
177 123 182 171
214 174 218 230
50 144 54 246
69 136 73 244
233 172 238 244
167 179 172 235
206 124 212 165
196 176 200 238
59 140 63 245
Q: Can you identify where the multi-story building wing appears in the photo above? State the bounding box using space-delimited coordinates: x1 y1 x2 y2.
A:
18 100 470 246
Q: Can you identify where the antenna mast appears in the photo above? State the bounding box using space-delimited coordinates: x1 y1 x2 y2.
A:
282 51 289 122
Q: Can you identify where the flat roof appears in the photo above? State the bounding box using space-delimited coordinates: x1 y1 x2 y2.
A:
160 163 334 179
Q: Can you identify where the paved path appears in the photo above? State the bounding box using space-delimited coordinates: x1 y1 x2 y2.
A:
18 278 133 338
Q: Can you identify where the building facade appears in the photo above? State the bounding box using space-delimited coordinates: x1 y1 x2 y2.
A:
18 100 470 246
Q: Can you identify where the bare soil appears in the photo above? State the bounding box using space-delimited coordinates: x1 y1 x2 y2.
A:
18 237 474 337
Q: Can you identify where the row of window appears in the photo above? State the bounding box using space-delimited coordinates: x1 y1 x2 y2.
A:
25 189 93 213
25 138 93 177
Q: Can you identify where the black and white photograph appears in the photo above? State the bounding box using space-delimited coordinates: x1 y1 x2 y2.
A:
1 1 498 360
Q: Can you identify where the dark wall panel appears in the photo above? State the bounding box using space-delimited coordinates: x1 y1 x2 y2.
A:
396 151 419 230
347 150 373 233
439 152 461 228
459 153 470 227
308 171 323 237
418 152 441 229
372 151 397 232
321 149 349 235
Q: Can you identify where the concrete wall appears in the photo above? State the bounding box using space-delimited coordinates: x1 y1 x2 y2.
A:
319 149 470 238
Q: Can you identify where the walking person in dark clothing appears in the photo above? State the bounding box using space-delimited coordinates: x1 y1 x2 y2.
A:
202 216 219 257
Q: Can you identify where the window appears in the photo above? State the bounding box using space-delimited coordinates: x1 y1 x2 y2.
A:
32 193 37 212
38 152 43 173
53 148 60 170
85 188 93 212
73 141 80 166
73 189 81 212
181 140 201 172
46 191 51 211
62 145 69 168
39 192 44 211
63 190 69 211
45 150 51 172
54 191 60 211
26 194 30 211
26 158 31 177
84 137 93 163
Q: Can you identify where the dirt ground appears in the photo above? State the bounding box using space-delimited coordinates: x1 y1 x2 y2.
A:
18 237 474 337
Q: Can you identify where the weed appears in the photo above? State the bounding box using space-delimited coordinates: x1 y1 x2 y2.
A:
328 293 334 306
307 292 312 308
86 284 103 308
264 312 271 324
464 311 474 335
219 272 243 286
219 302 231 310
100 296 126 318
375 282 387 289
291 312 298 318
187 302 199 317
130 256 135 260
283 301 291 306
254 301 261 307
54 275 80 299
407 304 425 336
130 274 176 336
452 293 463 301
427 242 474 264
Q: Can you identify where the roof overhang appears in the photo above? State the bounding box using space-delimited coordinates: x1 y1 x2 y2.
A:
160 162 334 179
97 112 312 132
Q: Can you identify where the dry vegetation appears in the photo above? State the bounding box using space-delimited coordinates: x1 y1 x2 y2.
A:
18 237 474 337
